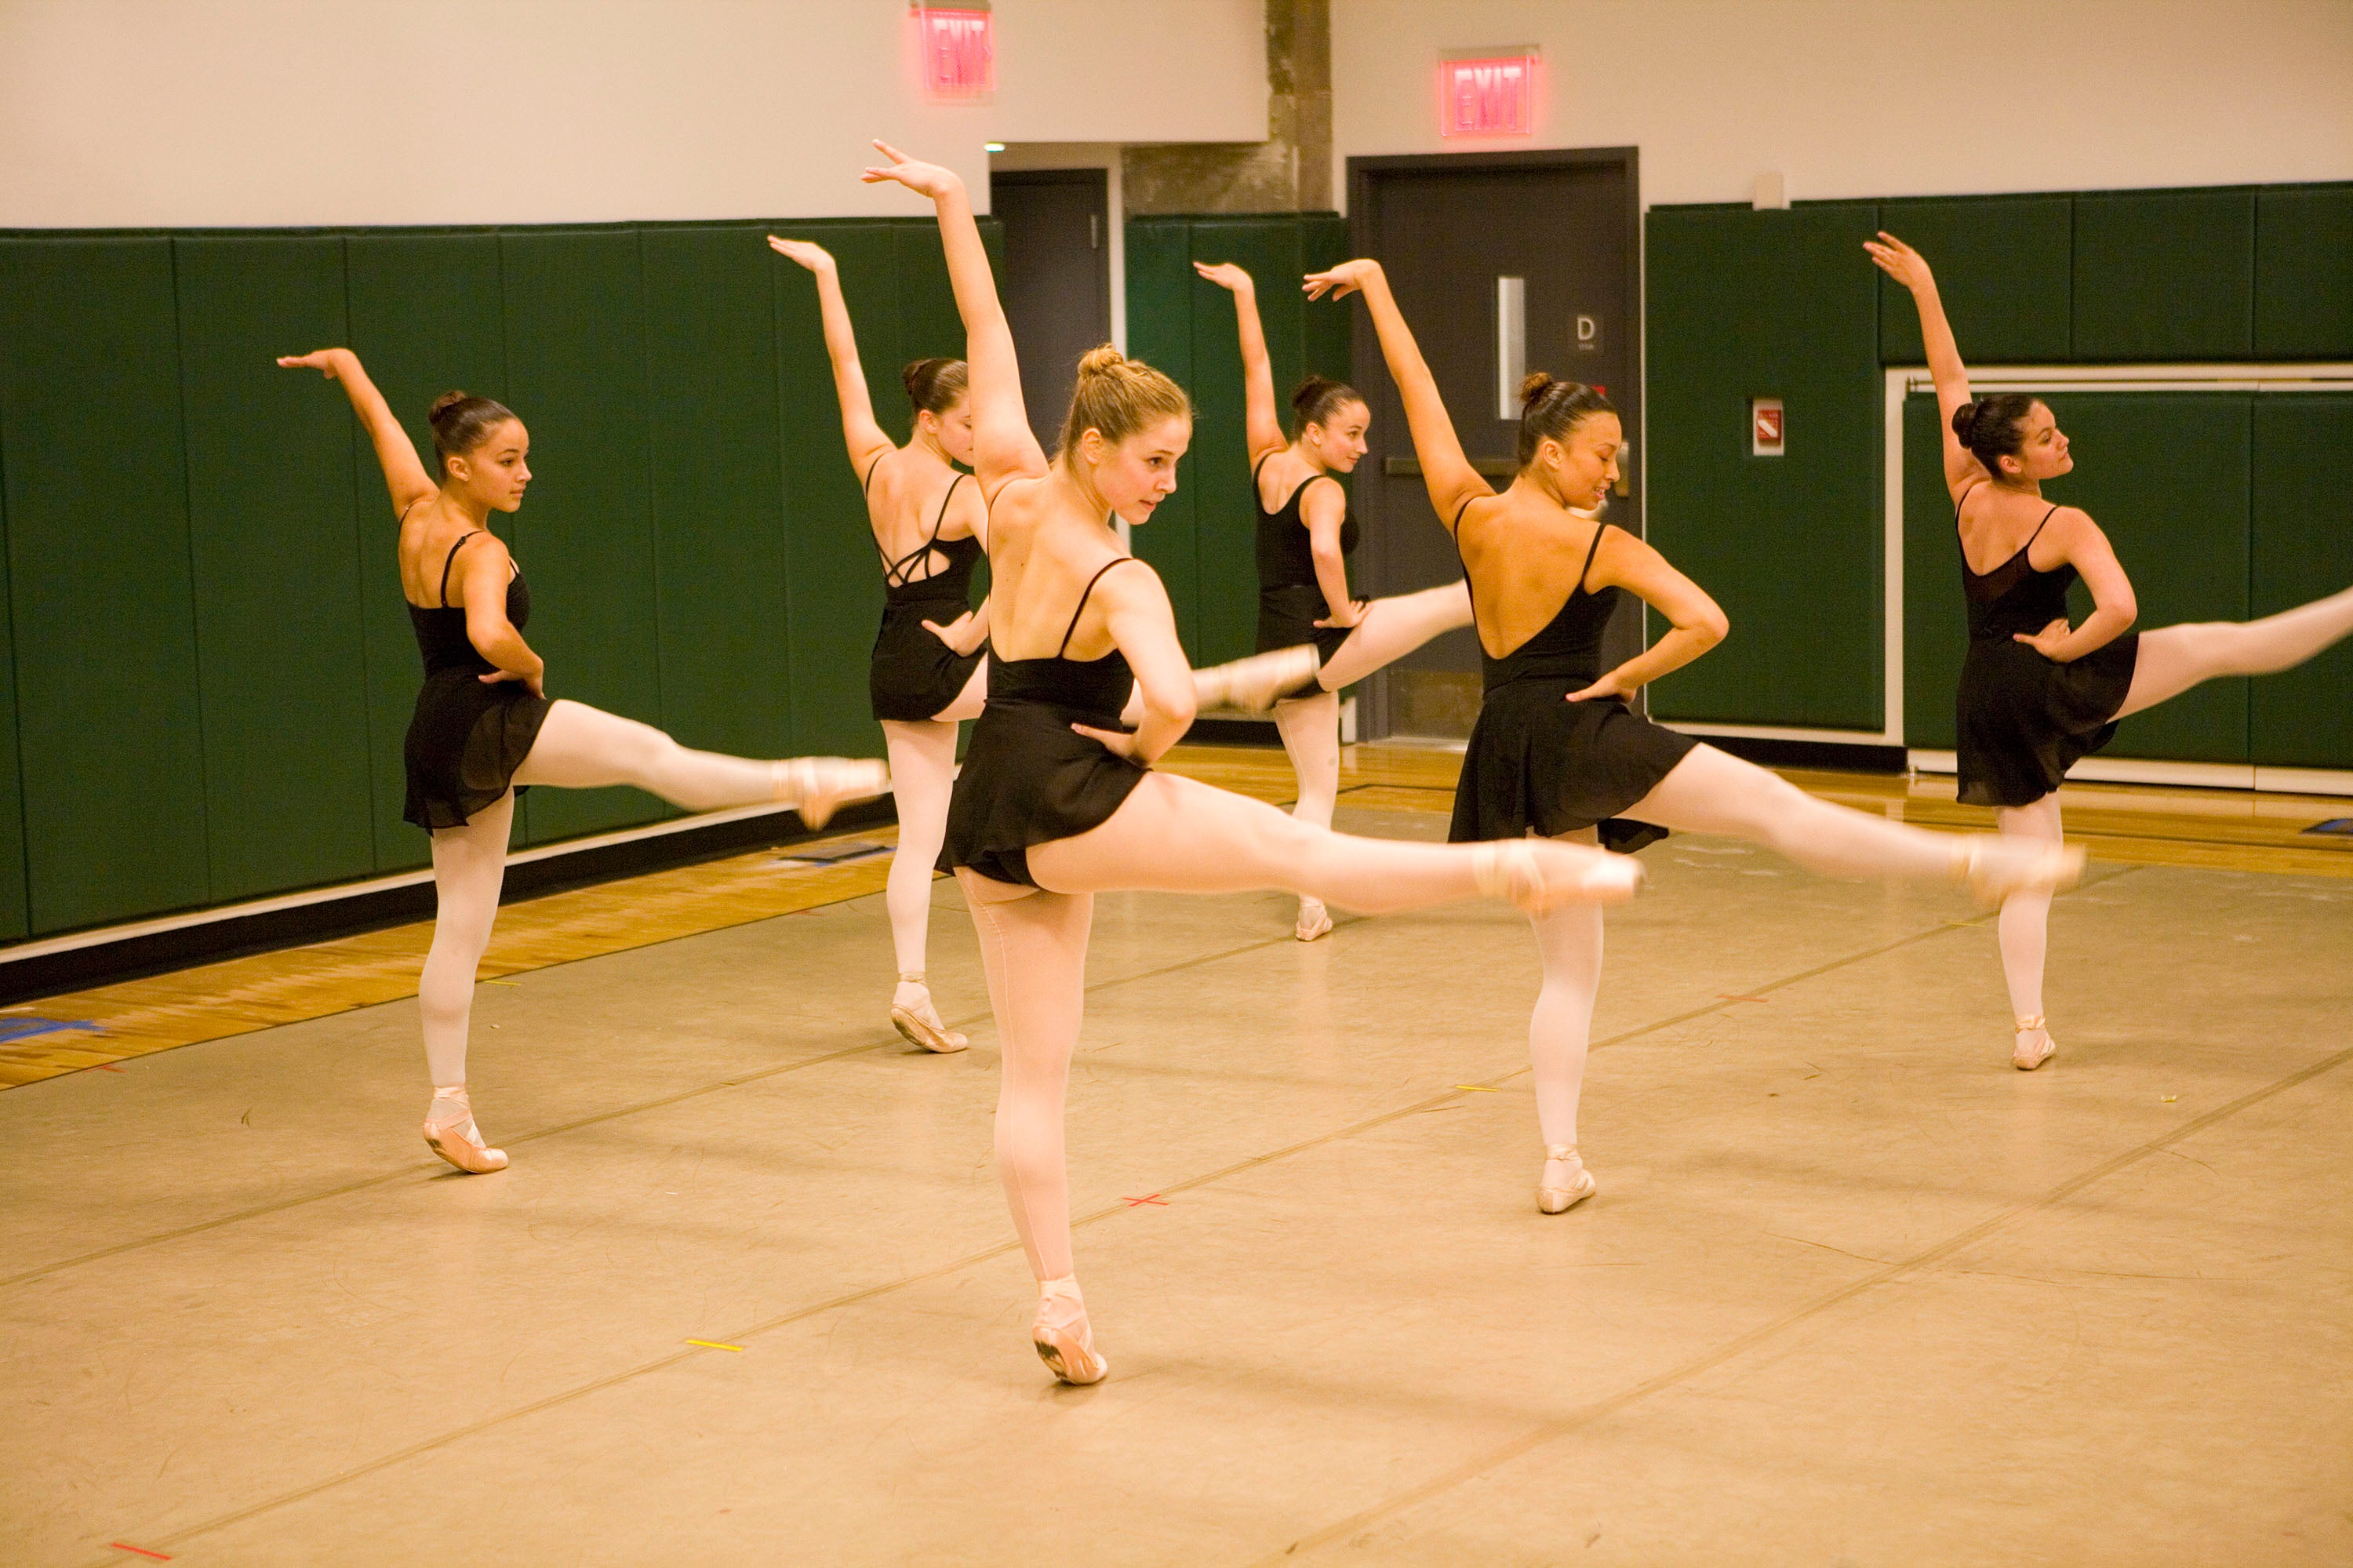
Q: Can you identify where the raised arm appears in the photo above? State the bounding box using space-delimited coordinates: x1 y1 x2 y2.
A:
277 348 437 516
1572 527 1729 703
863 142 1046 493
769 238 895 478
1305 259 1489 529
1194 262 1285 465
1865 233 1980 501
2013 508 2138 664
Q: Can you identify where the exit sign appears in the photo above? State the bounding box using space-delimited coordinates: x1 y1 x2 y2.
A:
915 3 993 99
1439 50 1537 136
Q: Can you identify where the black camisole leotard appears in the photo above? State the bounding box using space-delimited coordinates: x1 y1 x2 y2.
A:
1447 509 1694 854
1953 500 2139 808
940 557 1151 888
1253 453 1362 663
867 464 987 723
402 529 551 831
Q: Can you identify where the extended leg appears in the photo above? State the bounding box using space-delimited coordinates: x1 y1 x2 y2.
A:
2115 586 2353 719
514 698 884 820
880 717 968 1052
1995 793 2064 1070
1313 580 1475 691
1272 689 1343 940
417 791 515 1173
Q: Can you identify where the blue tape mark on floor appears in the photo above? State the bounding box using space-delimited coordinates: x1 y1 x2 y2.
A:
0 1017 104 1045
2302 818 2353 837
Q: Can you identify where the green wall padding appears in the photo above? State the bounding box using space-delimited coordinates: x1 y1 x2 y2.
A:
344 231 509 867
1877 195 2071 366
1122 219 1202 657
2250 395 2353 769
1645 202 1885 731
500 228 668 842
2073 190 2255 362
176 235 379 901
1899 394 1962 751
0 429 27 940
2254 186 2353 360
0 237 211 933
2049 391 2251 763
642 224 797 766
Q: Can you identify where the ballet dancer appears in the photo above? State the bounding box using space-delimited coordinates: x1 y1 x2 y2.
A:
1312 256 2086 1215
1195 260 1477 941
867 143 1642 1385
770 235 991 1053
1869 231 2353 1068
279 347 888 1173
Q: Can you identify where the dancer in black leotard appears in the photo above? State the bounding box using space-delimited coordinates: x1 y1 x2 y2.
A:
1196 262 1475 941
280 348 888 1173
771 235 991 1053
868 141 1641 1385
1871 231 2353 1068
1315 256 2086 1214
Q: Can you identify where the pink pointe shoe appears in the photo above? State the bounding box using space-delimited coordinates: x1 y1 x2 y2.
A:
1032 1276 1107 1385
775 757 891 831
422 1086 507 1174
889 974 969 1053
1474 840 1645 915
1198 644 1322 715
1538 1145 1597 1214
1293 897 1333 943
2013 1015 2057 1071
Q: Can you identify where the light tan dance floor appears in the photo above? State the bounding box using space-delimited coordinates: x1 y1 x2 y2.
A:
3 748 2348 1565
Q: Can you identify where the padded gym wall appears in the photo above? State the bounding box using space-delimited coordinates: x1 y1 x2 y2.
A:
1123 213 1353 665
0 213 986 942
1644 201 1886 731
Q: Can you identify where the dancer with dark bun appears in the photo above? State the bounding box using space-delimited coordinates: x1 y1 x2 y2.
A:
867 144 1642 1386
771 236 991 1053
1195 260 1476 941
1869 231 2353 1069
1313 256 2086 1215
278 348 889 1173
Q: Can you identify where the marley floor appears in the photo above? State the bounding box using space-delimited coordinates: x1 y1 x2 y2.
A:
3 746 2348 1565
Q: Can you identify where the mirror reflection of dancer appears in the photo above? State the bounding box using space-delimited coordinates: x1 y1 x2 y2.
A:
1195 261 1477 941
769 237 991 1054
278 348 889 1173
1871 232 2353 1069
1315 257 2086 1214
868 144 1642 1385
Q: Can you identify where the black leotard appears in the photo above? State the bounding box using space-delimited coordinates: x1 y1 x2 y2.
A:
1446 509 1693 853
1253 453 1362 663
1954 499 2139 808
402 529 551 831
867 463 987 723
940 558 1151 887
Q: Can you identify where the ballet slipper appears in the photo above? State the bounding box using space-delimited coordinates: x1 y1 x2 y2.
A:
1293 897 1333 943
889 973 968 1053
1953 835 2086 908
1538 1144 1597 1214
1197 645 1322 716
1031 1275 1107 1385
2013 1015 2057 1071
1473 840 1644 915
422 1086 507 1174
775 757 891 831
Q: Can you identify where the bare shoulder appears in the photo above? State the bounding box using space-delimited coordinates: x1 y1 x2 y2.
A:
1097 555 1169 612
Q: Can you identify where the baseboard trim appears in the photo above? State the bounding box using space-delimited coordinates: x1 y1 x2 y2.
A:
0 797 896 1006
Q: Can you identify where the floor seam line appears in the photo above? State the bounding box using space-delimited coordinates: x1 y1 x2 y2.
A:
1252 1035 2353 1565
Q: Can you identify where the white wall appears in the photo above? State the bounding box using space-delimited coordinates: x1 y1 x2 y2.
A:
1333 0 2353 209
0 0 1265 227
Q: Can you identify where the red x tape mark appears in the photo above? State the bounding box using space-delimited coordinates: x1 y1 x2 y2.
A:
1121 1194 1168 1208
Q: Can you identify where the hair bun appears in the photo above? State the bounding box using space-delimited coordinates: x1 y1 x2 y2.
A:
1951 399 1982 444
1291 374 1337 413
428 389 471 423
1518 372 1559 413
1075 344 1129 378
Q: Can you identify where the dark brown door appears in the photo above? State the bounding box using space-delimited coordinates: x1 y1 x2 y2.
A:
991 169 1111 451
1347 150 1641 738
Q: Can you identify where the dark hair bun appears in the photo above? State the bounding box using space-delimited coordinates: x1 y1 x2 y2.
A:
901 356 969 416
1288 374 1364 437
428 389 472 422
1518 372 1559 413
425 390 518 478
1291 374 1337 413
1951 399 1982 445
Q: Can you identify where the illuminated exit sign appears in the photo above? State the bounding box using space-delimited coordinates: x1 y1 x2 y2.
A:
915 2 994 99
1439 49 1537 136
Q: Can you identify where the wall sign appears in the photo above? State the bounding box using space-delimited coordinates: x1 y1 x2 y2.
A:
1438 49 1537 136
915 2 993 100
1752 397 1785 457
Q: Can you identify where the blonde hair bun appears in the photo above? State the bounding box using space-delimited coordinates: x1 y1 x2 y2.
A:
1057 343 1192 460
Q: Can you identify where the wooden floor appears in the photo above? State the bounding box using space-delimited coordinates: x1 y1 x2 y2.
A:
3 743 2346 1090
